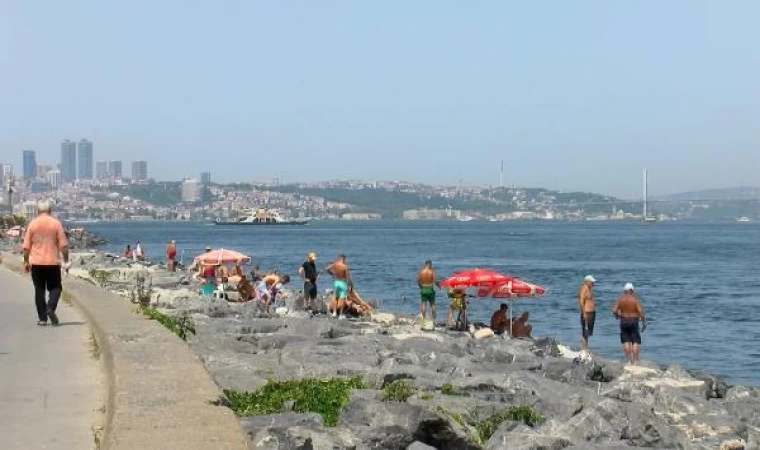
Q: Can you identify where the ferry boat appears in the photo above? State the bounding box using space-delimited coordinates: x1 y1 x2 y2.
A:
214 208 309 226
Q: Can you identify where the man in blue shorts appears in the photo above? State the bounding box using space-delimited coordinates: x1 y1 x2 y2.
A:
326 254 352 319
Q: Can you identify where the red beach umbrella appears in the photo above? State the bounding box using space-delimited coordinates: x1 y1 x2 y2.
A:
193 248 250 265
440 269 512 289
491 279 546 298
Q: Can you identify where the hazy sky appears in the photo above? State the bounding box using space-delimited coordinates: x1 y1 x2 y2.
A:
1 1 759 198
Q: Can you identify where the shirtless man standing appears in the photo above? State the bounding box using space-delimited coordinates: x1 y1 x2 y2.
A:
417 260 437 322
612 283 647 365
578 275 596 353
326 254 351 319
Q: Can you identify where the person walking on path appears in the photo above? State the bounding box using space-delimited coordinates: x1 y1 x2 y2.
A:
299 252 318 311
417 260 437 323
326 254 351 319
22 200 70 326
578 275 597 354
166 240 177 272
612 283 647 365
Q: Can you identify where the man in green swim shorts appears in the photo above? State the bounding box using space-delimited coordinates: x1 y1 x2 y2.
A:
326 254 352 319
417 260 437 322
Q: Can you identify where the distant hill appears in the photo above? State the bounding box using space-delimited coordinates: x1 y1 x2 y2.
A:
268 183 623 218
659 186 760 202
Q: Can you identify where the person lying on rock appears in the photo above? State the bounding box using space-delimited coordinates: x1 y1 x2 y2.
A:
490 303 509 335
510 312 533 339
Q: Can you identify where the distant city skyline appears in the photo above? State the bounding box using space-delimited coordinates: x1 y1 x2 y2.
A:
2 1 760 197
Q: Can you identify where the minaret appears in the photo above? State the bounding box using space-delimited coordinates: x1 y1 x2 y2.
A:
499 160 504 188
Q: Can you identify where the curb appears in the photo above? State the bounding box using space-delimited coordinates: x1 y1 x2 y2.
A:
1 253 251 450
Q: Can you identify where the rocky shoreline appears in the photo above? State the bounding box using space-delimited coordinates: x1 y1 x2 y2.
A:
9 248 760 450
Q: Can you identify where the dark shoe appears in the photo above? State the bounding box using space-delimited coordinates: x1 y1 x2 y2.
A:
48 310 59 326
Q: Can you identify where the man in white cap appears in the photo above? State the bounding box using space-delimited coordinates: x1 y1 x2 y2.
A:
22 200 70 326
578 275 597 353
613 283 647 365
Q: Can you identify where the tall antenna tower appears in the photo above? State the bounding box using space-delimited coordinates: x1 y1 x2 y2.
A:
643 168 648 220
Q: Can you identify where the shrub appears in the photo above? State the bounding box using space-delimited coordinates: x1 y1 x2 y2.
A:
129 272 153 307
441 382 465 396
224 377 366 426
381 380 415 402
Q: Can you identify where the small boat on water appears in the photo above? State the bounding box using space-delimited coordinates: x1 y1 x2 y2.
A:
737 216 751 223
214 208 309 226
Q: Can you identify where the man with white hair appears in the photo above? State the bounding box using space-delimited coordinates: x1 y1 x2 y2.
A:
578 275 596 353
22 200 70 326
613 283 647 365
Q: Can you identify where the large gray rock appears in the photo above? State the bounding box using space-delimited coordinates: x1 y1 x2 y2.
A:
340 398 477 450
485 431 572 450
250 425 357 450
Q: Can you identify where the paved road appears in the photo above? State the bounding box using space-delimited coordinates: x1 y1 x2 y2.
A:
0 267 101 450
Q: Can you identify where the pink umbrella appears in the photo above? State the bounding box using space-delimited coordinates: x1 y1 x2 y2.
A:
440 269 512 289
193 248 250 265
477 277 546 336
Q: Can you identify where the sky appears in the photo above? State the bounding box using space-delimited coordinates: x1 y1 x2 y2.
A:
1 1 759 199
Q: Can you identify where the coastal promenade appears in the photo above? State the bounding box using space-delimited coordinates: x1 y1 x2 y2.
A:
0 267 100 449
0 253 250 450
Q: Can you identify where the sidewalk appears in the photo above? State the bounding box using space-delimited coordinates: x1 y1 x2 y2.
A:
0 267 101 450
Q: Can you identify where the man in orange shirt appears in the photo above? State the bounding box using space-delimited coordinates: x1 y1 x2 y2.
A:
22 200 70 326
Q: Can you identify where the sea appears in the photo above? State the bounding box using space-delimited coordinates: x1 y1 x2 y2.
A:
82 220 760 386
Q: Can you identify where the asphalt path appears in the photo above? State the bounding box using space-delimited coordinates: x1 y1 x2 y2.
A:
0 267 101 449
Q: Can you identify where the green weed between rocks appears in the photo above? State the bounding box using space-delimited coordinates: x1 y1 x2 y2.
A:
224 377 367 426
138 306 195 341
475 406 545 443
441 382 466 396
435 405 545 445
381 379 416 402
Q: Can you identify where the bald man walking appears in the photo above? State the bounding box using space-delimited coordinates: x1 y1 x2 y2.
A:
22 200 70 326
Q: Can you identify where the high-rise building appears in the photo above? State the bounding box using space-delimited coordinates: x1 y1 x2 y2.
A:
77 139 93 180
22 150 37 180
47 169 62 188
181 178 201 203
61 139 77 182
96 160 109 180
108 160 122 179
36 164 54 178
200 171 211 184
131 160 148 181
0 164 11 188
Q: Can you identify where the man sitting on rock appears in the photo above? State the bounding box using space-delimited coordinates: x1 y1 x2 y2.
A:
511 311 533 339
490 303 509 335
236 275 255 302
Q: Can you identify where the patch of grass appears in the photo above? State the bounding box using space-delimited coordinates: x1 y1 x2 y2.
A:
381 380 415 402
475 406 545 443
418 392 434 400
138 306 195 341
88 268 114 287
434 404 545 446
435 406 468 429
441 382 466 396
89 332 101 359
223 377 366 426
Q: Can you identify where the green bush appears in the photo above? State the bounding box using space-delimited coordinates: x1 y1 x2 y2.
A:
476 406 544 442
224 377 366 426
139 306 195 341
381 380 415 402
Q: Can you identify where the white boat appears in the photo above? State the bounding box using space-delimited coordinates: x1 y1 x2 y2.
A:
737 216 751 223
215 208 309 226
457 215 475 222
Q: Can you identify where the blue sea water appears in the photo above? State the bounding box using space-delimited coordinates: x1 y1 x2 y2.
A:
84 220 760 385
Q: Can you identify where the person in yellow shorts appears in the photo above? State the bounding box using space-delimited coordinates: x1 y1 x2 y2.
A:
447 288 466 327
